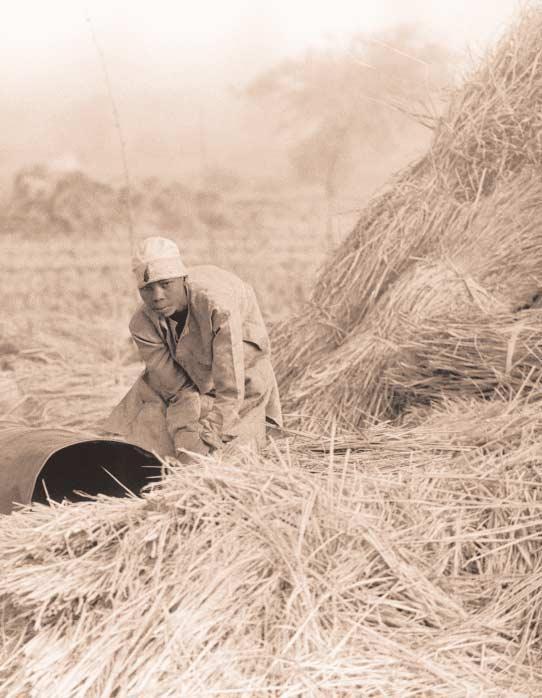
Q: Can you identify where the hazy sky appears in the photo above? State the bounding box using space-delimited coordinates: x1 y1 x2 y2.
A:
5 0 524 85
1 0 527 181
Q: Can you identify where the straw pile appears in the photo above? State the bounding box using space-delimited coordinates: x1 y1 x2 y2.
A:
273 6 542 430
384 309 542 414
2 7 542 697
1 420 542 696
0 313 140 431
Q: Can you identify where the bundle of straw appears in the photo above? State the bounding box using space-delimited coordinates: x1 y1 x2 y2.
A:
384 310 542 414
272 6 542 429
1 430 542 695
280 258 499 430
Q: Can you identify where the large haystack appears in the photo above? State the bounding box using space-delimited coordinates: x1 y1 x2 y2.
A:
273 7 542 429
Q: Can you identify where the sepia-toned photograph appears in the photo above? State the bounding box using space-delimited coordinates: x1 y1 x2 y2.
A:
1 0 541 694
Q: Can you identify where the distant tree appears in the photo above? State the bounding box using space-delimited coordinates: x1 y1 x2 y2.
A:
245 25 453 242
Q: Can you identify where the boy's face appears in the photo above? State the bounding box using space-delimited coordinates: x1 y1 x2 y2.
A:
139 277 187 317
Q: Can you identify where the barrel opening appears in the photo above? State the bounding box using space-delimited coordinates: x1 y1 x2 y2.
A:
32 440 161 505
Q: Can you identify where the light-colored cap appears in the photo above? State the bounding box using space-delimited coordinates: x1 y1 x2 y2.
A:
132 236 188 288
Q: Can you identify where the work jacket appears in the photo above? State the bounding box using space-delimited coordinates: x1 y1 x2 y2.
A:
107 265 282 451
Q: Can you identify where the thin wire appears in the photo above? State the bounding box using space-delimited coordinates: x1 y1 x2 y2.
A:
85 13 136 254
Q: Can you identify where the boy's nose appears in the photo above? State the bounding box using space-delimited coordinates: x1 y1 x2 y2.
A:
152 284 165 300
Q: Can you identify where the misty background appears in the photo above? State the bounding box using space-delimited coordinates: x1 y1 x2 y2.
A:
0 0 523 240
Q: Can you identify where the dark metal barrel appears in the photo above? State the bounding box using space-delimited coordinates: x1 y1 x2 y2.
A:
0 426 162 515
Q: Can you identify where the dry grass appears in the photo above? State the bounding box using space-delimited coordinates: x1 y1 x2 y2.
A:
272 7 542 428
1 408 542 695
0 188 330 325
2 6 542 697
0 205 326 427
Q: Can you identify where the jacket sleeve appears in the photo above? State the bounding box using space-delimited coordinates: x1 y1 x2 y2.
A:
129 313 193 403
200 306 245 444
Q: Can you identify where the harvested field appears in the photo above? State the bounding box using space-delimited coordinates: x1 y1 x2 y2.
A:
2 5 542 697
